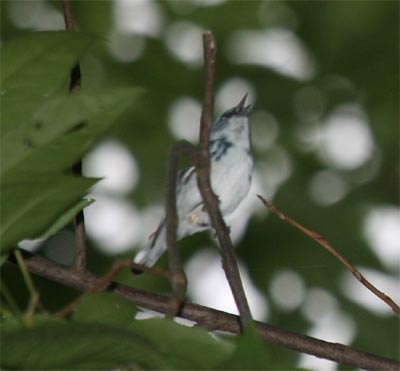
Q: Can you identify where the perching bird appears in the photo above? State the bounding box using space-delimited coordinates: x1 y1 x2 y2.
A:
134 94 253 268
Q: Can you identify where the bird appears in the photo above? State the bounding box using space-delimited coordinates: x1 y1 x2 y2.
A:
134 93 253 268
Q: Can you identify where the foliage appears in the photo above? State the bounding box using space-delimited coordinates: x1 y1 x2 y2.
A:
1 296 275 370
1 1 398 370
0 32 140 251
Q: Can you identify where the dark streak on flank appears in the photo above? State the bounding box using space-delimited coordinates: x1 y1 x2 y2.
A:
210 138 233 161
178 167 196 185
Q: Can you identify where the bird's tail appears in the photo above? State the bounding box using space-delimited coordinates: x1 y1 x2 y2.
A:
133 221 167 268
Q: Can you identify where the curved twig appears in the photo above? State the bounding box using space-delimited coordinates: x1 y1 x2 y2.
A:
257 195 400 316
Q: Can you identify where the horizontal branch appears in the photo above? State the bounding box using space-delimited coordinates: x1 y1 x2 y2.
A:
12 250 399 371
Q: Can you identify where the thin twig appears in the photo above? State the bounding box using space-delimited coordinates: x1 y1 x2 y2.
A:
56 259 132 318
56 259 171 318
62 0 87 271
165 141 197 318
195 31 252 329
257 195 400 316
131 262 172 280
13 249 42 326
25 292 41 327
14 249 37 298
198 32 216 150
14 250 399 371
62 0 74 31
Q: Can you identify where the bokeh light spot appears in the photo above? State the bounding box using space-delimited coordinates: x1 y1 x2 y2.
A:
227 28 316 80
168 96 201 142
185 249 268 321
83 139 139 195
319 104 374 170
269 269 305 311
301 287 338 322
8 0 64 31
165 22 204 67
85 195 142 254
308 170 348 206
363 206 400 271
114 0 164 36
107 32 145 63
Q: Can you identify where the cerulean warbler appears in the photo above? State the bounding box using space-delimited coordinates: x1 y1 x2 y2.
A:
134 94 253 267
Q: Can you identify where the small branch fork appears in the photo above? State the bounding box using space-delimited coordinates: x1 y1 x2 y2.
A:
62 0 87 271
164 32 252 329
56 259 171 318
257 195 400 316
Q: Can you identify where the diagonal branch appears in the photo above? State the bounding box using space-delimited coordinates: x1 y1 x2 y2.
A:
257 195 400 316
195 32 252 329
12 250 399 371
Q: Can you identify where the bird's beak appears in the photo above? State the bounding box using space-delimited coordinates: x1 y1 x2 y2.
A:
236 93 251 116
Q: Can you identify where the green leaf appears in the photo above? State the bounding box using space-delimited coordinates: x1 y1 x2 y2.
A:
1 174 97 250
1 317 165 370
40 197 95 240
0 31 142 253
1 31 94 173
218 322 271 370
128 318 234 369
1 315 233 370
73 292 138 327
1 31 92 96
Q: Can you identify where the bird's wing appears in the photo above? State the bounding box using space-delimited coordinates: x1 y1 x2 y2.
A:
176 166 203 216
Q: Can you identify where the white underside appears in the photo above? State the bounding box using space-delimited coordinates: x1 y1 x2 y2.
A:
134 115 252 267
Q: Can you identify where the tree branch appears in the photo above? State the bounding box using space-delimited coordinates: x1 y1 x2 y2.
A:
195 32 252 329
257 195 400 316
11 250 399 371
62 0 87 272
165 141 197 317
62 0 75 32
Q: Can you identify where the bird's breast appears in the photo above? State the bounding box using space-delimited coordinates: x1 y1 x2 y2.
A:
210 145 253 216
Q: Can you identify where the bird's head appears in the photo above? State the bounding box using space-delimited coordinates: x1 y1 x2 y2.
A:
211 94 252 142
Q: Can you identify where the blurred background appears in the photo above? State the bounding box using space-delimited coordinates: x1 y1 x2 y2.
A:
2 1 399 369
